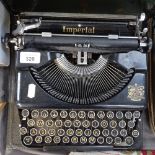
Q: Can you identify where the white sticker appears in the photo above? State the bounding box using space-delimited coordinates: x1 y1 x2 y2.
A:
20 52 41 64
27 84 36 98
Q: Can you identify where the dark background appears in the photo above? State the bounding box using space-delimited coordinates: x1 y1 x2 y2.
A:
1 0 149 14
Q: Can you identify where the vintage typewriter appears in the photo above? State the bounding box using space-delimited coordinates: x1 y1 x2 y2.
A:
1 0 153 152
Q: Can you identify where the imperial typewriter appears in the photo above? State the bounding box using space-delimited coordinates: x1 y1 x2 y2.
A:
1 0 155 152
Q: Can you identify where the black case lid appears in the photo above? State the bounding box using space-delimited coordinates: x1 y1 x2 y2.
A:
1 0 148 14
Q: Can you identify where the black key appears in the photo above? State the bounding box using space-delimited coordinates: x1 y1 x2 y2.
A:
62 136 70 143
53 136 61 144
120 129 127 137
125 137 134 146
92 120 99 128
133 111 141 118
50 110 58 118
64 120 72 128
107 111 114 119
102 129 109 137
125 111 132 119
106 137 113 144
60 110 68 118
116 111 123 119
35 136 42 144
97 137 104 144
114 137 122 145
31 110 39 118
97 111 105 119
22 109 29 118
88 111 95 119
109 120 117 128
41 110 48 118
44 136 52 144
132 130 139 138
111 129 118 137
84 129 92 137
19 127 27 135
23 136 33 145
71 136 78 144
128 121 135 128
80 136 87 144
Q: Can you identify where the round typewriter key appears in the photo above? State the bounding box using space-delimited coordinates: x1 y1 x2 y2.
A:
66 128 74 136
19 127 27 135
125 136 134 146
114 137 122 145
53 136 61 144
27 119 35 127
45 136 52 144
73 120 81 128
22 109 29 118
107 111 114 119
82 120 90 128
50 110 58 118
97 111 105 119
92 120 99 128
23 136 33 145
64 120 72 128
109 120 117 128
102 129 109 137
106 137 113 144
62 136 70 143
93 129 100 137
116 111 123 119
111 129 118 137
57 129 65 137
133 111 141 119
69 111 77 119
45 120 53 127
88 111 95 119
120 129 127 137
39 128 46 136
119 120 126 128
125 111 132 119
128 121 135 128
78 111 86 119
101 120 108 128
48 129 56 136
31 110 39 118
132 130 139 138
60 110 68 118
36 119 44 127
97 137 104 144
35 136 42 144
30 128 37 136
55 120 63 128
89 136 96 144
75 129 83 137
84 129 92 137
71 136 78 144
41 110 48 118
80 136 87 144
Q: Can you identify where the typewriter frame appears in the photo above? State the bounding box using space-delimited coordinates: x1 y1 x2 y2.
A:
1 0 155 153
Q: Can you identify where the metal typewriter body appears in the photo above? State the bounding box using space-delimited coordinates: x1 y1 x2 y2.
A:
4 12 151 151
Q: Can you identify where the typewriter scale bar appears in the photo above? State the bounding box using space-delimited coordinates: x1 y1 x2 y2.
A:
19 109 142 150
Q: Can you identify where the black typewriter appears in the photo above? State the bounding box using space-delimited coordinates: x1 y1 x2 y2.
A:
1 0 153 152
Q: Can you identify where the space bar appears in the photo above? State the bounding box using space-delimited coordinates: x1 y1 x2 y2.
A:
43 145 113 152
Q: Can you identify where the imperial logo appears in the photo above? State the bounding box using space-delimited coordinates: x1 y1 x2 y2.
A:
63 26 95 34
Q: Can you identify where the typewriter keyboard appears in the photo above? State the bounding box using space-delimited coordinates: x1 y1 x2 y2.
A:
19 109 142 149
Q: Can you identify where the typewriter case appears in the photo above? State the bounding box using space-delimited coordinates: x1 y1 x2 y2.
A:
1 0 154 153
